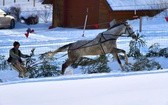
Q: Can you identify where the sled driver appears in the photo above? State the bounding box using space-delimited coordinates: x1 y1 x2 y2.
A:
7 41 30 78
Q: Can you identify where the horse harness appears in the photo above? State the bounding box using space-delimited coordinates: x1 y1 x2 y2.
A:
69 33 117 54
98 33 115 54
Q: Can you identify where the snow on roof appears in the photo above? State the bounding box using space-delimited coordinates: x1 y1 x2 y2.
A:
106 0 168 10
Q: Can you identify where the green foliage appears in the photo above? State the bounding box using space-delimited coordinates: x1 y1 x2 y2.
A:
126 39 163 71
146 43 160 57
0 55 8 70
124 57 162 71
146 43 168 58
128 33 146 59
159 48 168 58
26 55 60 78
72 55 111 74
128 40 142 58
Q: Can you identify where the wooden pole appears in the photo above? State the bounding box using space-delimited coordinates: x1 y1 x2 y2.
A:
133 0 138 18
82 8 89 37
139 17 142 32
3 0 5 6
33 0 35 7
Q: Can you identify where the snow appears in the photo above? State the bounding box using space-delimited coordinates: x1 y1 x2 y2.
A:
0 0 43 9
0 1 168 105
0 70 168 105
106 0 168 10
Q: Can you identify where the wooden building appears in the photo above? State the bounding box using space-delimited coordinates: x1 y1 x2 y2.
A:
42 0 165 28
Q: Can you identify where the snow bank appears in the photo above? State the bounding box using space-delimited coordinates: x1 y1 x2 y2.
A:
0 70 168 105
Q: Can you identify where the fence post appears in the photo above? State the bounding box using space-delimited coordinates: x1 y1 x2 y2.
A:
33 0 35 7
3 0 5 6
139 17 142 32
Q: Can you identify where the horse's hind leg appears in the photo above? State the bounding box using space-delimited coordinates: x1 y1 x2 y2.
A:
62 59 70 75
61 58 76 75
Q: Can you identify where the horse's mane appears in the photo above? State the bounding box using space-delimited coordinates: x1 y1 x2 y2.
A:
107 22 128 31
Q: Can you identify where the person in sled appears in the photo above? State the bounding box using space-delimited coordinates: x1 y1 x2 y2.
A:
8 41 30 78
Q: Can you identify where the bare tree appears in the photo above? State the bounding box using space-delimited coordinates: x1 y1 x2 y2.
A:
37 5 52 23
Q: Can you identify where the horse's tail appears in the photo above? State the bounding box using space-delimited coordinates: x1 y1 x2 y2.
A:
56 43 73 53
44 43 73 58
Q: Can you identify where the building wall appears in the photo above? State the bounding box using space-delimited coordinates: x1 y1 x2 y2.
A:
50 0 163 29
98 0 111 28
63 0 99 28
52 0 64 27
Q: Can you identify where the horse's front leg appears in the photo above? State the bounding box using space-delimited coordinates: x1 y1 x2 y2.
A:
113 48 128 64
111 52 124 70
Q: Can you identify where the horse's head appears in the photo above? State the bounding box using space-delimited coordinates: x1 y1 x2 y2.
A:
122 22 138 40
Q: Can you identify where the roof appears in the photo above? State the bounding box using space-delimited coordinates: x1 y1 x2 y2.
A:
42 0 168 10
106 0 168 10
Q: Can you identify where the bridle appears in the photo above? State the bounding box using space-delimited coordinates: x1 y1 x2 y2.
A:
122 23 135 37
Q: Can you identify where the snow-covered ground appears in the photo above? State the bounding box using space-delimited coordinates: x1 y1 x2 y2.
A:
0 15 167 105
0 70 168 105
0 0 44 9
0 1 168 105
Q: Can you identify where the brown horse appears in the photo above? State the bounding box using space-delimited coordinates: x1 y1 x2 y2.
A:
45 21 137 74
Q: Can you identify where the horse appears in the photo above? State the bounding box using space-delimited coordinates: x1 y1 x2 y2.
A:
44 20 137 74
